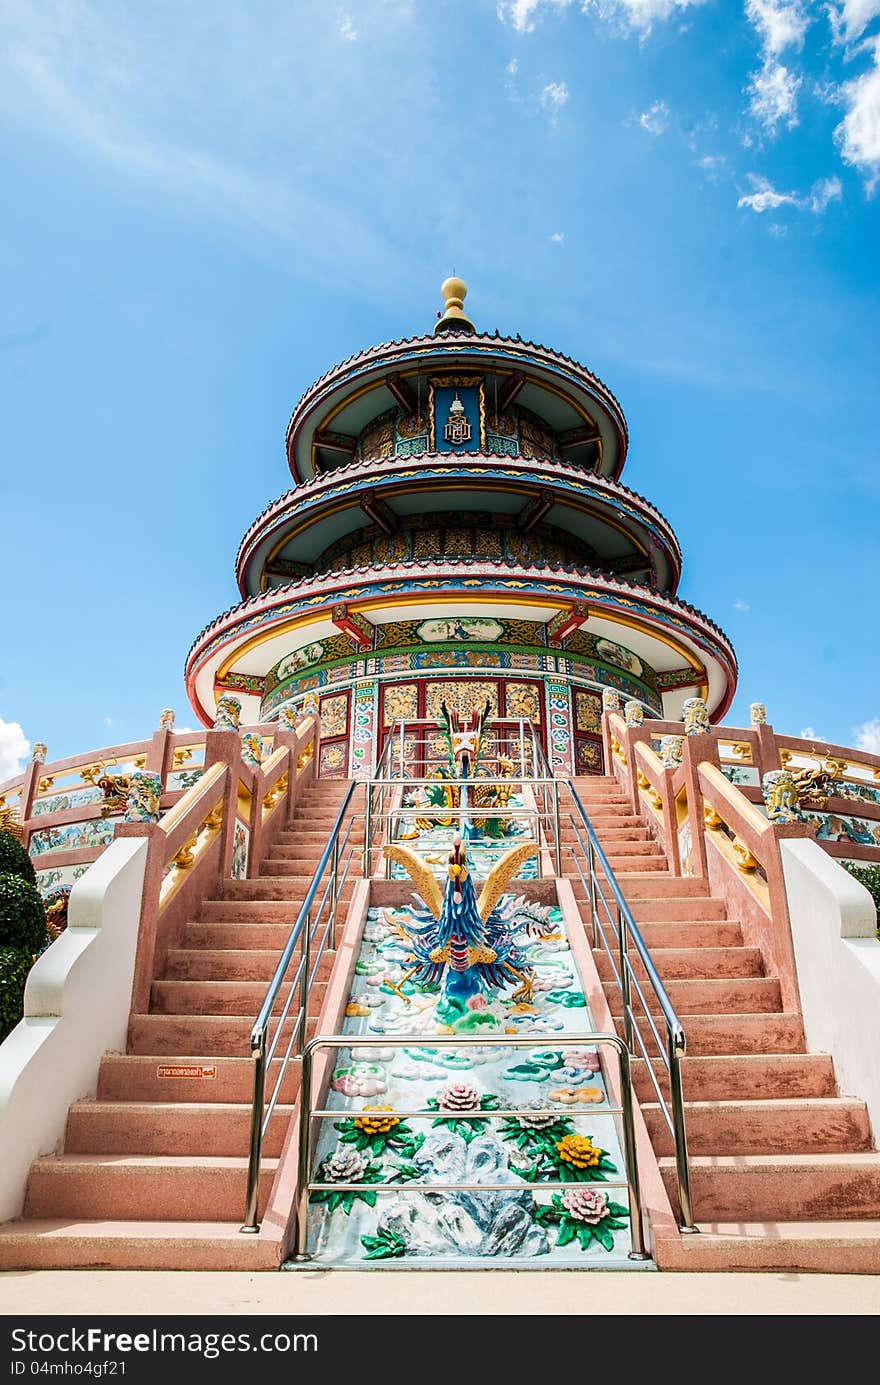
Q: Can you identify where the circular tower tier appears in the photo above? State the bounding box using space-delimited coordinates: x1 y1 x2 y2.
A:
186 280 737 776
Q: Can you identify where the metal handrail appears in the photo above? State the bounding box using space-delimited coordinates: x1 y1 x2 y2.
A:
531 737 696 1232
294 1032 650 1263
240 781 360 1232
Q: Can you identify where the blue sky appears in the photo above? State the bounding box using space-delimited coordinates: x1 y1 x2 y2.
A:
1 0 878 776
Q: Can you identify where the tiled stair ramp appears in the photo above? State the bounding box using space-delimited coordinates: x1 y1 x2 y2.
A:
0 780 362 1270
565 774 880 1273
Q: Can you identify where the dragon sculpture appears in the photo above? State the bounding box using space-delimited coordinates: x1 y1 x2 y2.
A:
382 833 537 1008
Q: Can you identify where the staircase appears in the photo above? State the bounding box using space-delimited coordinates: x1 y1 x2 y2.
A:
0 779 361 1270
565 775 880 1272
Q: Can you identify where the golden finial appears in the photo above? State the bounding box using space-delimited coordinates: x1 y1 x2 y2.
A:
434 276 475 335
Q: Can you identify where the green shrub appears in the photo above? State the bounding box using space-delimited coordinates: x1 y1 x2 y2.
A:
841 862 880 934
0 874 47 952
0 830 35 885
0 945 32 1042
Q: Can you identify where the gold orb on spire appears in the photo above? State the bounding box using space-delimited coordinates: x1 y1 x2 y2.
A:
434 275 475 335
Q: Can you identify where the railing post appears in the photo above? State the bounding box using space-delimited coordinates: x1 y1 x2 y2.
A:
617 902 635 1053
329 834 340 950
552 777 562 874
294 1041 314 1260
298 910 311 1056
363 782 372 876
240 1029 267 1232
587 837 599 948
667 1025 698 1233
617 1043 650 1260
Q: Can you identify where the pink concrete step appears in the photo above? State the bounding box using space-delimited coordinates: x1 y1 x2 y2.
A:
592 872 711 899
149 979 327 1016
164 948 336 982
604 976 782 1017
65 1101 294 1157
660 1153 880 1222
200 899 310 924
579 815 645 831
642 1098 872 1156
659 1221 880 1273
595 946 764 982
657 1012 805 1056
270 835 364 853
561 835 661 856
613 897 728 922
219 877 354 900
631 920 744 949
0 1220 280 1272
632 1052 836 1103
182 920 298 949
97 1053 301 1105
129 1013 317 1056
24 1154 278 1222
590 854 671 874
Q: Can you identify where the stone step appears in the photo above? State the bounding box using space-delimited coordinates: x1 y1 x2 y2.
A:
219 877 355 901
164 948 336 983
270 835 364 853
24 1155 278 1222
631 1052 835 1103
0 1220 278 1272
561 835 662 856
65 1101 295 1157
182 920 303 950
592 873 711 899
149 979 327 1017
660 1153 880 1222
129 1013 317 1056
665 1221 880 1274
595 946 764 983
577 815 645 831
588 855 671 874
651 1012 805 1056
643 1098 872 1156
592 896 728 923
97 1053 301 1105
604 976 782 1017
627 920 745 949
199 899 311 924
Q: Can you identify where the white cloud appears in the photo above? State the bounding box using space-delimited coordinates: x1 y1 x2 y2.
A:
854 718 880 754
745 1 809 57
550 230 565 241
733 598 751 611
768 221 788 234
639 99 670 133
835 37 880 190
808 173 843 210
697 153 726 177
497 0 705 36
507 57 520 74
738 172 843 213
0 717 30 781
748 59 801 131
539 80 570 110
737 175 798 210
799 725 824 740
830 1 880 45
338 11 358 42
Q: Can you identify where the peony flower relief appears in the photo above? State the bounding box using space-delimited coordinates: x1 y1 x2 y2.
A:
425 1081 500 1143
309 1143 384 1215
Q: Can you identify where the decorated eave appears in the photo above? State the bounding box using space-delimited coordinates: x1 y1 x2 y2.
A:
283 331 630 485
184 558 737 729
234 453 684 599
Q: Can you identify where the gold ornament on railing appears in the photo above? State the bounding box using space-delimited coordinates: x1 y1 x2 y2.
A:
0 806 23 841
732 837 759 872
703 804 723 831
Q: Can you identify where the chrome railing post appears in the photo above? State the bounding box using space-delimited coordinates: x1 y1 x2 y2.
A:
363 782 372 876
617 1042 650 1261
552 777 562 874
294 1040 315 1260
240 1028 267 1233
617 901 635 1053
587 836 599 948
297 910 311 1056
329 834 340 950
667 1024 698 1233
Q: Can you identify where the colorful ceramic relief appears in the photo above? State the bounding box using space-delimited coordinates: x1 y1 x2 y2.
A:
159 709 176 732
682 697 710 736
601 688 620 713
32 743 47 763
623 701 643 728
29 819 117 856
277 706 299 731
240 732 263 768
417 618 503 644
213 695 242 731
123 770 162 824
659 735 684 769
750 702 767 727
231 819 249 880
301 691 320 720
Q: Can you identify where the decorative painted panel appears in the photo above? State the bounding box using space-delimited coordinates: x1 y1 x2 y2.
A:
381 683 419 727
350 681 376 781
319 742 348 777
574 690 603 735
547 679 575 776
320 694 349 740
231 820 250 880
576 740 603 774
425 682 499 721
29 818 118 856
505 682 542 724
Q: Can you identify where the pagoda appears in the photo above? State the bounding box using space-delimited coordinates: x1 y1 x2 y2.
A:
185 280 737 777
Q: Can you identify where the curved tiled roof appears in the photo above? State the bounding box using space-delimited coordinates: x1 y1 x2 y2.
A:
234 452 682 594
186 554 737 688
283 330 630 480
